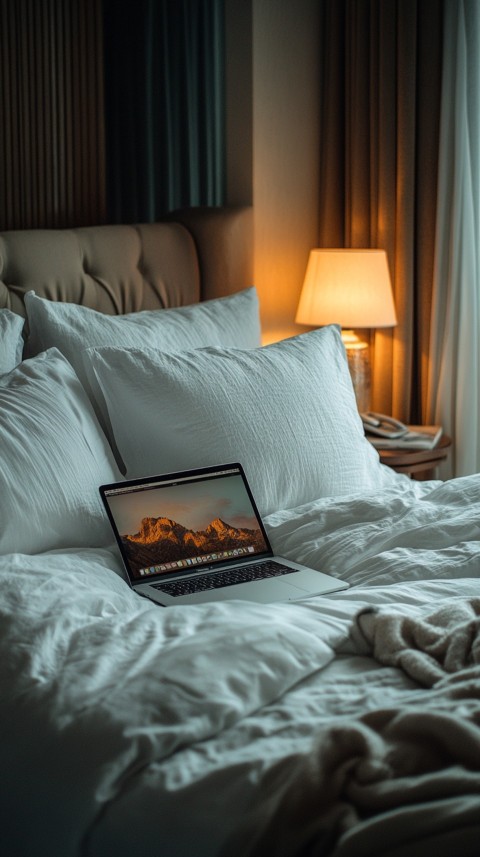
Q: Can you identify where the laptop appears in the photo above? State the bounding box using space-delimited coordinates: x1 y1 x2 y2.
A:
100 462 348 606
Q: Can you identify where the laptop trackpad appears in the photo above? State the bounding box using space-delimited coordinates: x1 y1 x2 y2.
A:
178 577 309 604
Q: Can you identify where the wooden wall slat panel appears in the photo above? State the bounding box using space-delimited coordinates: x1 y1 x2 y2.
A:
0 0 106 230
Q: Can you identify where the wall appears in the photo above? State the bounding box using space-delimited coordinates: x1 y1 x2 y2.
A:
252 0 321 343
225 0 321 342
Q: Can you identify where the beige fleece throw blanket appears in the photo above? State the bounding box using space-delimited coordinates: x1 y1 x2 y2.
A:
226 598 480 857
357 597 480 686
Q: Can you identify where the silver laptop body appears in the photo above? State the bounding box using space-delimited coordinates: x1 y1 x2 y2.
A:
100 463 348 606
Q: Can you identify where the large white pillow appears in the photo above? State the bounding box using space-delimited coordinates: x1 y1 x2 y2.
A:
0 349 122 554
84 326 388 516
24 288 261 393
0 309 24 374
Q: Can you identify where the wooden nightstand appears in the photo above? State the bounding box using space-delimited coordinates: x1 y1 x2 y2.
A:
376 428 452 480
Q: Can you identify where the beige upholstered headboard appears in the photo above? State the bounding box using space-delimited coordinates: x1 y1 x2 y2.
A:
0 206 253 317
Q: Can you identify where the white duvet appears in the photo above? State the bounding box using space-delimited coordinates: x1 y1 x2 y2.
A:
1 474 480 857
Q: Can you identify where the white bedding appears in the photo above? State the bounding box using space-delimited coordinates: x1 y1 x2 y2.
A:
2 474 480 857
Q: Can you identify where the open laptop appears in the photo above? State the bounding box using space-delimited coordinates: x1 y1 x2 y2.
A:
100 462 348 606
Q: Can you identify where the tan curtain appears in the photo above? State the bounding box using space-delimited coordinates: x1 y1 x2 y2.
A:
0 0 106 230
318 0 443 421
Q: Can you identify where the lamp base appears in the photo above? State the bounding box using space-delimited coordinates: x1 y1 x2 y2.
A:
342 331 371 413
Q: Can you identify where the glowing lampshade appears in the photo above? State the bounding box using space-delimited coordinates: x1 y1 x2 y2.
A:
296 249 396 410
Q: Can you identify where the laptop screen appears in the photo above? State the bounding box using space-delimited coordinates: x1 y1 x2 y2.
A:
101 464 271 582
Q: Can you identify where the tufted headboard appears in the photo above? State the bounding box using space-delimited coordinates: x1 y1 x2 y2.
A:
0 206 253 317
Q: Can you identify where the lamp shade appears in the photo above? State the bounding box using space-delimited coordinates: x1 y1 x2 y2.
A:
295 248 397 329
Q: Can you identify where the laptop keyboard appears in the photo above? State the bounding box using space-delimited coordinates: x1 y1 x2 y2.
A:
151 560 296 598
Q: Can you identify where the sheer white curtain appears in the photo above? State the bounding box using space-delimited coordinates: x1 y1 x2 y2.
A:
428 0 480 477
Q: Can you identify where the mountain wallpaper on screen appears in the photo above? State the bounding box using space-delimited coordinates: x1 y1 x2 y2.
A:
121 516 267 573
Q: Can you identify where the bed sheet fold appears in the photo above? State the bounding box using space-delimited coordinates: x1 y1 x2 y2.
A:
0 548 349 857
264 474 480 587
1 472 480 855
224 598 480 857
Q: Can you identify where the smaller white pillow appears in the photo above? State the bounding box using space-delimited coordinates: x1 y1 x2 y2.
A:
0 309 24 374
24 288 261 395
0 349 122 554
84 326 387 516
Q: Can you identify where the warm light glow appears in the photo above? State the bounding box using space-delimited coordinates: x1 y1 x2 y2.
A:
295 249 397 329
341 330 368 349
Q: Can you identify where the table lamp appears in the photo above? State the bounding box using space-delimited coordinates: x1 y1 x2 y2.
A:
295 248 397 411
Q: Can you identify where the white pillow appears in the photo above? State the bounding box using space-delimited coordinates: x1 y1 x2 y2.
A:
0 309 24 374
0 349 122 554
84 326 388 516
24 288 261 395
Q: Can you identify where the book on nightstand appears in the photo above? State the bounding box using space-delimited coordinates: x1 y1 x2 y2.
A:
368 425 443 451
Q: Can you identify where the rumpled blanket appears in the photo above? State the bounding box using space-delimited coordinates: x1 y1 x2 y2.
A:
357 597 480 686
227 599 480 857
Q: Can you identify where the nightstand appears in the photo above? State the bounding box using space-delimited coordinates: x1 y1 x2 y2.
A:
376 427 452 480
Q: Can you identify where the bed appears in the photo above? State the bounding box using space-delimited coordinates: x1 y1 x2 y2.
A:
1 206 480 857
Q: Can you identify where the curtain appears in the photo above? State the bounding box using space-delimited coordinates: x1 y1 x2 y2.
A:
427 0 480 478
0 0 106 230
102 0 226 223
317 0 443 421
